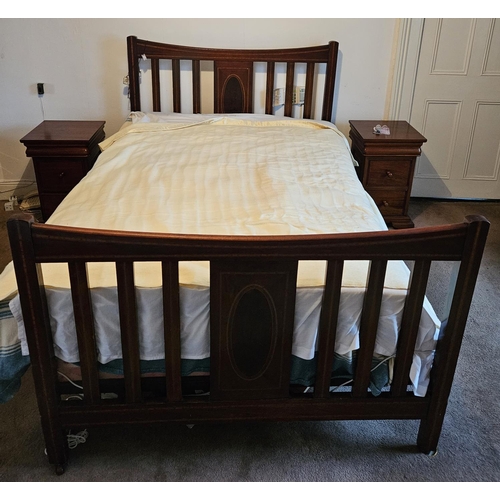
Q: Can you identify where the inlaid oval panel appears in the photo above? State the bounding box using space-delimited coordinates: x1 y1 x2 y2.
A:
223 76 244 113
229 286 276 380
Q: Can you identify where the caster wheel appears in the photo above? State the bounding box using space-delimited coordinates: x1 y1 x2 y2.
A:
425 450 438 457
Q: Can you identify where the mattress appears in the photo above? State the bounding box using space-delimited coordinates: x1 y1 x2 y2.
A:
0 113 440 398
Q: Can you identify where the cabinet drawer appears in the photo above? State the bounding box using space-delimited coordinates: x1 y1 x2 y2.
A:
34 158 88 193
369 190 406 216
365 159 411 188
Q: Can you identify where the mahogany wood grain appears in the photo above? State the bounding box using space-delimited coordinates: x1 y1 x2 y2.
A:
391 260 431 397
214 61 253 113
349 120 427 229
314 260 343 398
192 60 201 114
127 36 339 120
59 395 432 428
284 62 295 117
24 222 476 262
265 62 275 115
172 59 181 113
68 261 100 404
20 120 105 221
7 214 68 471
116 262 142 403
162 261 182 402
417 216 490 454
7 212 490 470
352 260 387 397
20 121 106 154
210 260 297 400
151 58 161 112
322 43 338 122
303 62 315 119
127 35 141 112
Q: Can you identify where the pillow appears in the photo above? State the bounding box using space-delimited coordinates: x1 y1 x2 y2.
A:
128 111 301 125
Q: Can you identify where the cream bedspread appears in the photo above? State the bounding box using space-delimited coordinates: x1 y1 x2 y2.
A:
0 114 440 396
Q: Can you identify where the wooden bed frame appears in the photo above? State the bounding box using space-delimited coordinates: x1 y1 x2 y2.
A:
126 35 338 118
7 36 490 474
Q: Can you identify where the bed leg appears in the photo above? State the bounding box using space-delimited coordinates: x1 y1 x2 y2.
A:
55 464 66 475
40 415 68 474
416 416 442 456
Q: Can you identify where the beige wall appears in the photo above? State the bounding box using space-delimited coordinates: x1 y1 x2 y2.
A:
0 18 398 197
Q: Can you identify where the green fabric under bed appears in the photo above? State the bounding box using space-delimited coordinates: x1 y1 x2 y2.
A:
96 352 391 396
2 292 390 401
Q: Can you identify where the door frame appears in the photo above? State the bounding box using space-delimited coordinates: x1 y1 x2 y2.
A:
389 18 425 122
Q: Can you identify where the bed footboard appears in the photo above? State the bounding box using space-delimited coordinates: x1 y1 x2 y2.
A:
7 214 489 473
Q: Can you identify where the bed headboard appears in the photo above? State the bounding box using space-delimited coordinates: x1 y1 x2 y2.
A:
127 35 339 121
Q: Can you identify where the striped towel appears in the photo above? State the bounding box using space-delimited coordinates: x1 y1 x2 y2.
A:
0 297 30 403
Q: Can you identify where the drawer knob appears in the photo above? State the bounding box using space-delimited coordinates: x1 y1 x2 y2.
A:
59 171 65 178
382 200 389 207
386 170 394 178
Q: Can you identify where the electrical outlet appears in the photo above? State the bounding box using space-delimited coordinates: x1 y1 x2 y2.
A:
37 83 44 96
273 88 284 106
292 86 305 105
4 201 14 211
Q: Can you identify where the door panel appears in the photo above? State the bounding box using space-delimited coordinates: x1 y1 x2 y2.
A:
411 18 500 199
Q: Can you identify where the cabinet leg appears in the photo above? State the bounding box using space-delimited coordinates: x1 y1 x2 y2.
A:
388 216 415 229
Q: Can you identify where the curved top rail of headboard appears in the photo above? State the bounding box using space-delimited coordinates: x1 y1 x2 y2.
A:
127 35 339 121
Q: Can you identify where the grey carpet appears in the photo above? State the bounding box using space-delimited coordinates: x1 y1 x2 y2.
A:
0 199 499 481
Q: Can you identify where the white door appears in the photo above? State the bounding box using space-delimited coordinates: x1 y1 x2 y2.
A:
410 18 500 199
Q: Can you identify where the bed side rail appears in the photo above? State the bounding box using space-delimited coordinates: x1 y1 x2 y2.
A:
126 35 338 120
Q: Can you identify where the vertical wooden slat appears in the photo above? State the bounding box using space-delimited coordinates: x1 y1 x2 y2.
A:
192 60 201 113
303 62 315 119
352 260 387 397
172 59 181 113
265 61 275 115
315 260 344 398
162 261 182 402
151 58 161 112
115 261 141 403
68 261 100 404
391 260 431 397
284 62 295 117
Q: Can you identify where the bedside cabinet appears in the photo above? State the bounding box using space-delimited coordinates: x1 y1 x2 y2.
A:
349 120 426 229
20 120 105 221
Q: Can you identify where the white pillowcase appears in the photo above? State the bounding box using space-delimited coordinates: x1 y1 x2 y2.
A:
129 111 302 125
